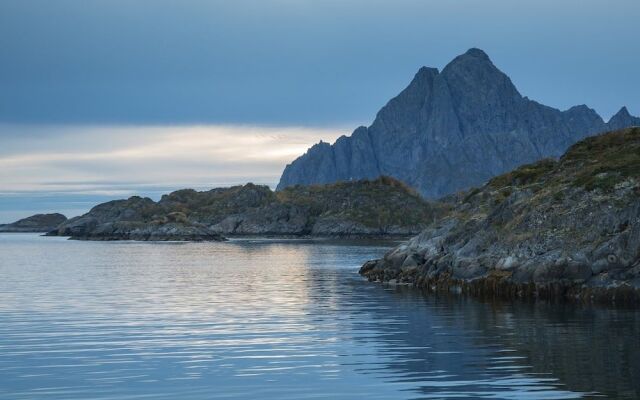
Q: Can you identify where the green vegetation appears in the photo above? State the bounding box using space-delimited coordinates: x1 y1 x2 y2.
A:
449 127 640 235
160 184 277 221
564 127 640 192
488 158 557 189
484 128 640 194
277 176 439 228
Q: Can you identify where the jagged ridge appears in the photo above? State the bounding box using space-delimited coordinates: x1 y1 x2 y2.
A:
278 48 639 198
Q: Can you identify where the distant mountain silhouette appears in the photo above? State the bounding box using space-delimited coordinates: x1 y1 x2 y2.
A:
277 48 639 198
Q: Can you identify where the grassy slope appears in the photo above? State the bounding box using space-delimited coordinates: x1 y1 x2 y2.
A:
276 176 443 229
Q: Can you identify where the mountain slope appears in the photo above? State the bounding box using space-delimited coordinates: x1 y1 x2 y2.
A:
277 48 639 198
360 127 640 303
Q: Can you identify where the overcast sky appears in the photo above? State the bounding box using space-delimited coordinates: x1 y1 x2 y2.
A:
1 0 639 221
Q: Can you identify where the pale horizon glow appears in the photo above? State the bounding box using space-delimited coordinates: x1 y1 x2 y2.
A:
0 123 345 221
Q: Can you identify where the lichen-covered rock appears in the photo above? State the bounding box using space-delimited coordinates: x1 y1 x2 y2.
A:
360 128 640 304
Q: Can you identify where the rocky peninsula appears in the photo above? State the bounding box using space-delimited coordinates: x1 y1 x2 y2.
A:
0 213 67 233
48 177 441 241
360 128 640 304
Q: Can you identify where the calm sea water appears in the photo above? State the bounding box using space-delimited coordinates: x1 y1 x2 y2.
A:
0 234 639 399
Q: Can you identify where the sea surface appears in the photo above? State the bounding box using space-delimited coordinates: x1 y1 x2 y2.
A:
0 233 639 399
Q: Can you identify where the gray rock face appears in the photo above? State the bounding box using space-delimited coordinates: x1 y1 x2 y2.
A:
360 128 640 304
277 48 639 198
0 213 67 232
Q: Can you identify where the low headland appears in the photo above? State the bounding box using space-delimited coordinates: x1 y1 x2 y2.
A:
0 213 67 233
45 177 441 241
360 127 640 304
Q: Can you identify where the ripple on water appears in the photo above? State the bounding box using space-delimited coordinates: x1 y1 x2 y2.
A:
0 234 638 399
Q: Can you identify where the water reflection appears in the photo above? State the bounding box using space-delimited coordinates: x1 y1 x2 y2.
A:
0 234 638 399
344 286 640 399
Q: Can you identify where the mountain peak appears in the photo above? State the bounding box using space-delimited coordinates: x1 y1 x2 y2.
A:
567 104 591 111
614 106 631 118
416 66 439 77
565 104 601 118
277 50 638 198
608 106 640 130
411 66 439 83
463 47 490 60
445 48 494 70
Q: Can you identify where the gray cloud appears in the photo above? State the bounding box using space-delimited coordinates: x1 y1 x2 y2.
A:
1 0 639 124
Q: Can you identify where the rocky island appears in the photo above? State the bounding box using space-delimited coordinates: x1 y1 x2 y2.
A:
360 127 640 304
0 213 67 233
47 177 442 241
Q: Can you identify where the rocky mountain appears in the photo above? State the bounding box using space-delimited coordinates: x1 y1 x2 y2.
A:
278 48 639 198
608 106 640 131
48 177 443 241
0 213 67 232
360 127 640 304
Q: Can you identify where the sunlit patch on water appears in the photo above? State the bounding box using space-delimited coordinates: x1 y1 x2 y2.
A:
0 234 638 399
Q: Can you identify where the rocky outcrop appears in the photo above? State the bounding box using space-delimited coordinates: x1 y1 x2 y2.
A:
48 177 443 241
48 197 225 241
278 48 639 198
360 128 640 304
0 213 67 232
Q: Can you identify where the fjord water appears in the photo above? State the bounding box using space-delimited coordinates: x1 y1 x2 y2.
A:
0 234 638 399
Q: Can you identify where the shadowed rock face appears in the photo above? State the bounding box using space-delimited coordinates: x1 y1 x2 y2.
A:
277 48 639 198
360 128 640 304
48 177 443 241
0 213 67 232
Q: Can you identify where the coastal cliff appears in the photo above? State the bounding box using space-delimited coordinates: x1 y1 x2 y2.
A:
48 177 442 241
278 48 640 198
360 128 640 304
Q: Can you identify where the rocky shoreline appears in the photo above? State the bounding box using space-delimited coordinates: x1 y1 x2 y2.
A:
360 262 640 305
60 223 227 242
360 128 640 304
